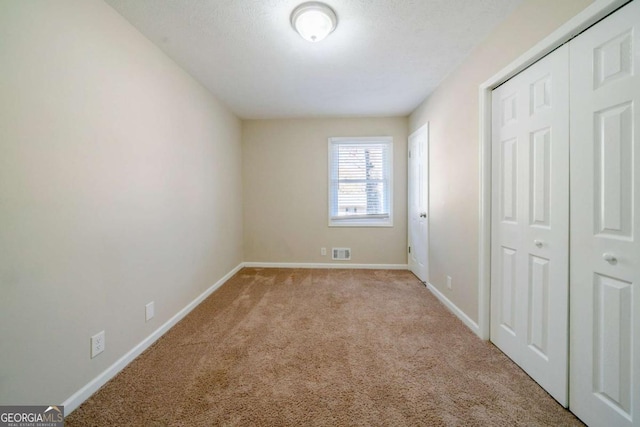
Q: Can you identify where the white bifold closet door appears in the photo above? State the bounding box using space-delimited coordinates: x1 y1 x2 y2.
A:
569 1 640 426
490 44 569 406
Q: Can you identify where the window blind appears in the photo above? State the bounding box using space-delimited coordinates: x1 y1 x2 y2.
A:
328 137 392 225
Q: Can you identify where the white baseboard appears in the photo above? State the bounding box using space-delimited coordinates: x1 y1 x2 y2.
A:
243 262 408 270
427 282 481 337
63 262 245 414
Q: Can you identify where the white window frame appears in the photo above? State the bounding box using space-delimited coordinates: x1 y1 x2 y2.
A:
328 136 394 227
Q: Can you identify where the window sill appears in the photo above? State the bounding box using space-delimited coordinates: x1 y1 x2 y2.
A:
328 218 393 228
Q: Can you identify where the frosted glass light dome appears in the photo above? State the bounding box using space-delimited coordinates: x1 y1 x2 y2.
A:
291 2 337 42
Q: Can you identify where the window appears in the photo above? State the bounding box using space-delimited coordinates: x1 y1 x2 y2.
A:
328 137 393 227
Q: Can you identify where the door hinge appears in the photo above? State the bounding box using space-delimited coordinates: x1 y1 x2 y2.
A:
409 150 411 159
408 246 411 253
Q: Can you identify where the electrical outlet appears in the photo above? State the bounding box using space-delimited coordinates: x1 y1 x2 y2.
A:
321 247 327 256
91 331 105 359
446 275 452 290
145 301 154 322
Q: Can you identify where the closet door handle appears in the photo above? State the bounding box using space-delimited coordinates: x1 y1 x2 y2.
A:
602 253 617 264
534 239 543 248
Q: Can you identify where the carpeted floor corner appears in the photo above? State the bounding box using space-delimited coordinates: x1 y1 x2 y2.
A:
66 268 583 426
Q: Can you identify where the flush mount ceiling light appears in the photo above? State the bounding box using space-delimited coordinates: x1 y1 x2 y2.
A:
290 2 337 42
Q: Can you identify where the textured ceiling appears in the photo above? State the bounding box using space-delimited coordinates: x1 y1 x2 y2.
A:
105 0 523 119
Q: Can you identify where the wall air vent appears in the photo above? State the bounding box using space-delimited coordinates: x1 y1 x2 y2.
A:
332 248 351 260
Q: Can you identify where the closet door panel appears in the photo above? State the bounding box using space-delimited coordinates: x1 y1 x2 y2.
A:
491 44 569 406
569 1 640 426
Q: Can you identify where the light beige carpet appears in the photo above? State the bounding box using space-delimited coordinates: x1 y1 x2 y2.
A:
66 268 583 426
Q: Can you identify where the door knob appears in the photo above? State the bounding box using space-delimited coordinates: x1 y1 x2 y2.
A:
534 239 543 248
602 253 617 264
419 212 427 218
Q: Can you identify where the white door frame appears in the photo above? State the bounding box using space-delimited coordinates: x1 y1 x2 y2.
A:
477 0 629 340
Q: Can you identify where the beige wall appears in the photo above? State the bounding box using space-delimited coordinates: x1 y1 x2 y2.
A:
243 118 408 265
409 0 593 322
0 0 242 405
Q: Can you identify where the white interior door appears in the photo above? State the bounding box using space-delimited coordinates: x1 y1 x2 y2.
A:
408 124 429 282
569 1 640 425
490 44 569 406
